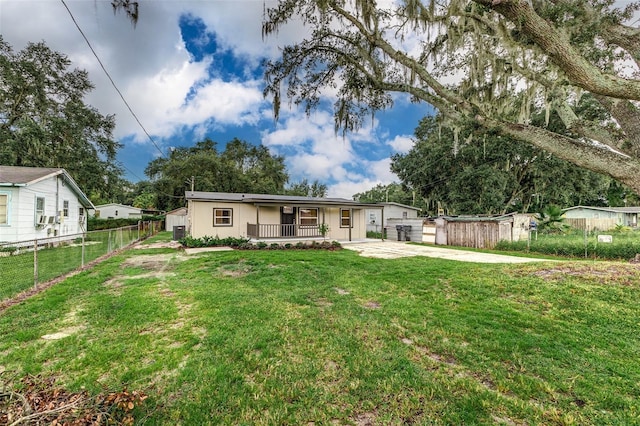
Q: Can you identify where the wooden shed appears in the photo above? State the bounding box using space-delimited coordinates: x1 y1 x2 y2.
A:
434 214 531 249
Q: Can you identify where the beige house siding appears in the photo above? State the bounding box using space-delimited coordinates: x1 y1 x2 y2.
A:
188 200 367 241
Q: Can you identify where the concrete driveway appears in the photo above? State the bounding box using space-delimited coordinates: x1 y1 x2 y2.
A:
342 241 550 263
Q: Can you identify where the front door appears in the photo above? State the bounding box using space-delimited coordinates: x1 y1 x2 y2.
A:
281 207 296 237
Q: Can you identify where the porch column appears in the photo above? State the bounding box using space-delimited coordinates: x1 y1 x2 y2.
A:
349 208 353 241
256 205 260 239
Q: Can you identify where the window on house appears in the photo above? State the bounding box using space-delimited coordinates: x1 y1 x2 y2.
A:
63 200 69 217
0 194 7 225
79 208 85 221
35 196 45 225
214 208 233 226
402 211 408 219
115 210 118 216
340 209 352 228
299 208 318 226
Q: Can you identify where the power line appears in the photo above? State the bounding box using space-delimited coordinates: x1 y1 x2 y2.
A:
59 0 166 159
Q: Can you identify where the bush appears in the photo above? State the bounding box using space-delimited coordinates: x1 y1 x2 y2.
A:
179 235 251 248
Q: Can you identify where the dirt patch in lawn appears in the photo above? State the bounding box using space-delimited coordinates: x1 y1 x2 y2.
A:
524 263 640 286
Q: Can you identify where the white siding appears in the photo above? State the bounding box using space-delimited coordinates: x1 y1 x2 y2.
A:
0 176 89 243
96 204 142 219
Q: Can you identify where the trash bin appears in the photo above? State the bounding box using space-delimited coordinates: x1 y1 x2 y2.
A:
172 225 186 240
403 225 412 241
395 225 404 241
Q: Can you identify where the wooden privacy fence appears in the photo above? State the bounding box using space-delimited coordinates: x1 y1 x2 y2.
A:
564 218 618 232
441 220 512 249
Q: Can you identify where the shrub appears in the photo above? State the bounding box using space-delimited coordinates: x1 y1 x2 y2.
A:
179 235 251 248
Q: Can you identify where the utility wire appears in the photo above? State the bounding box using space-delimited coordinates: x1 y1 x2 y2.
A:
60 0 166 159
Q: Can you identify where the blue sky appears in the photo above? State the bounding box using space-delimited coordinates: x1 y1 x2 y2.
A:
0 0 432 198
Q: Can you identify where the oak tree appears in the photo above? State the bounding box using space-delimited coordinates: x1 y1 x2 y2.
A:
261 1 640 193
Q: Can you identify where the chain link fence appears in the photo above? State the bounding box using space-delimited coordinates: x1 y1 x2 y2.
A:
0 221 162 301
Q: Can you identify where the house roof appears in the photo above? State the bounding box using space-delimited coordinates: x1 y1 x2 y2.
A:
373 202 422 211
440 212 528 222
185 191 380 208
563 205 640 214
0 166 94 209
166 207 188 215
93 203 142 211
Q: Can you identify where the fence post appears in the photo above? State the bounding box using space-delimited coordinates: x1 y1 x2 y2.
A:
108 229 112 253
33 239 38 288
81 234 85 267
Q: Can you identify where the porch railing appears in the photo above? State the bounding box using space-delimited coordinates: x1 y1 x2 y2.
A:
247 223 322 239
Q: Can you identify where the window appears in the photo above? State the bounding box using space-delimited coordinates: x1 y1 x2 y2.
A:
340 209 352 228
115 210 118 217
299 208 318 226
35 196 45 225
214 208 233 226
0 194 7 225
63 200 69 217
402 211 408 219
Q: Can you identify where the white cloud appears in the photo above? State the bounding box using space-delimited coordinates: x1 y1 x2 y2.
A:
387 135 414 154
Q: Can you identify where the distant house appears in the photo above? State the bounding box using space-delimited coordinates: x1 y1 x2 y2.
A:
562 206 640 230
165 207 187 232
365 202 422 233
93 203 142 219
0 166 94 243
185 191 380 242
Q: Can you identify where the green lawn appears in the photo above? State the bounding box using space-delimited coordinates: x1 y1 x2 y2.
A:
1 246 639 425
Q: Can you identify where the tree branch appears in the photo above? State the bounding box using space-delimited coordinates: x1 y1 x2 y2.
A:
474 0 640 100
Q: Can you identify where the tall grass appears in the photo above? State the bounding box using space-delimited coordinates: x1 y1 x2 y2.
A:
495 228 640 260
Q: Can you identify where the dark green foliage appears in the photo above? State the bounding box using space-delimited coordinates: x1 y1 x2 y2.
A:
285 179 328 197
146 138 289 211
179 235 251 248
88 216 163 231
0 37 124 202
392 116 618 215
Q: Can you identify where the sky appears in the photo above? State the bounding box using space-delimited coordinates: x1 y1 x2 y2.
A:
0 0 433 199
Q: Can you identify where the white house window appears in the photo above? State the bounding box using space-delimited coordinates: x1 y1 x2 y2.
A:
340 209 352 228
115 210 118 216
63 200 69 217
0 194 8 225
402 211 408 219
214 208 233 226
35 196 45 225
299 208 318 226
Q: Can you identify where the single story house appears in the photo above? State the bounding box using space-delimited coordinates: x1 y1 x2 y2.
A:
562 205 640 230
185 191 381 242
0 166 94 243
366 202 422 233
93 203 142 219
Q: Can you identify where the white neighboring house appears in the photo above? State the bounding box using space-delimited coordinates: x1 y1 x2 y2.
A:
165 207 187 232
0 166 94 243
94 203 142 219
365 202 422 233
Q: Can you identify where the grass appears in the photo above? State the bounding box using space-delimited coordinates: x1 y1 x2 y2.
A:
496 229 640 260
1 245 640 424
0 228 141 301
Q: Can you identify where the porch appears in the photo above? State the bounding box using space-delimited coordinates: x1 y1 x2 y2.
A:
247 223 324 239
